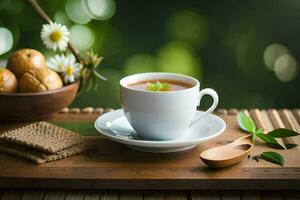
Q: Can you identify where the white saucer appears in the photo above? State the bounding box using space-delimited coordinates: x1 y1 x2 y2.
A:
94 109 226 153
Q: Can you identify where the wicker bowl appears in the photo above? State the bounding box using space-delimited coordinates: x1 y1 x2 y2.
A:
0 80 79 122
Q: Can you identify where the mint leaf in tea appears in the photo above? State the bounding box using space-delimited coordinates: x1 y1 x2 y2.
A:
128 80 193 91
146 81 170 91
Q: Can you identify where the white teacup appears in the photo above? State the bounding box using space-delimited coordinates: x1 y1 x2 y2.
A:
120 72 219 140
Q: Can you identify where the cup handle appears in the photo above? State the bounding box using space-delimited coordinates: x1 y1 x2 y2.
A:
189 88 219 127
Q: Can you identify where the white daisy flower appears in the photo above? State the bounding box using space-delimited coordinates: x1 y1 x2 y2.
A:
46 54 82 84
46 54 68 72
61 55 82 84
41 22 70 51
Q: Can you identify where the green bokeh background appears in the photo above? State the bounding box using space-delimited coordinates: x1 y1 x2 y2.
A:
0 0 299 109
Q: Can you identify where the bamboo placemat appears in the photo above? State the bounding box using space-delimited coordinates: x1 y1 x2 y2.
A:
54 107 300 137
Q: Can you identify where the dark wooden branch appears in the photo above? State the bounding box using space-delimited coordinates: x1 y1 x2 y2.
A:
26 0 82 62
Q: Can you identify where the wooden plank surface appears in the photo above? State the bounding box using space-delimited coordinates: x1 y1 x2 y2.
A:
119 191 142 200
143 191 164 200
21 190 45 200
0 189 299 200
240 191 261 200
84 191 101 200
0 190 24 200
44 190 66 200
219 191 240 200
281 190 300 200
165 191 187 200
65 191 85 200
191 191 220 200
100 191 119 200
261 191 283 200
0 109 300 190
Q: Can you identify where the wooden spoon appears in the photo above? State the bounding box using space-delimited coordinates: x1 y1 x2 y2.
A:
200 135 253 168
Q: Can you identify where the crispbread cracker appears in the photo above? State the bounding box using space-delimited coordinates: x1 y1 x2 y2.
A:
0 121 85 154
0 138 99 164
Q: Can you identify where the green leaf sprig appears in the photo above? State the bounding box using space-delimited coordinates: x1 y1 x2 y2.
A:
237 112 299 166
146 81 170 91
252 152 285 166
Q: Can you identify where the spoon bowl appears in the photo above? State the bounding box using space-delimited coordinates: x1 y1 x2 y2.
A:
200 135 253 168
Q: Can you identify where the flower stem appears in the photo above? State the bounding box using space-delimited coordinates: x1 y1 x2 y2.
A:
26 0 82 62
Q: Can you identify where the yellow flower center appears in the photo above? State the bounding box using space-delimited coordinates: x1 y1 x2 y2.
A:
50 31 62 42
66 66 74 75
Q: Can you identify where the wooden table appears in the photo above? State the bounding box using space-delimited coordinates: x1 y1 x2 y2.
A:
0 189 299 200
0 108 300 199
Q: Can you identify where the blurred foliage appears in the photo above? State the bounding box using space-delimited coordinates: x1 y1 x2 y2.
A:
0 0 299 109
